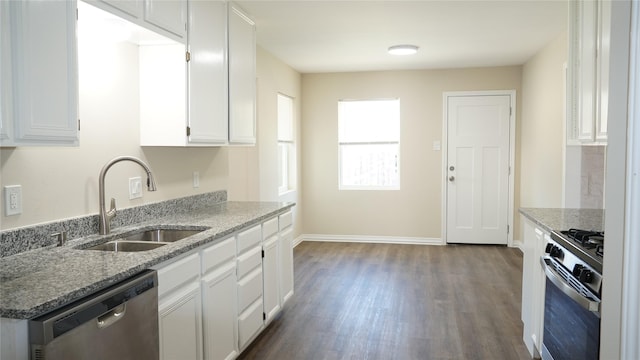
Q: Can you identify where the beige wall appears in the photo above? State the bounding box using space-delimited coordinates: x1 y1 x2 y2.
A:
519 32 568 208
228 46 303 236
301 67 522 239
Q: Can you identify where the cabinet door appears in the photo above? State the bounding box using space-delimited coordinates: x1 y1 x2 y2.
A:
279 227 294 306
1 0 78 147
202 263 238 360
97 0 143 19
158 283 203 360
228 5 256 145
144 0 186 41
576 0 598 142
262 235 280 323
188 0 228 145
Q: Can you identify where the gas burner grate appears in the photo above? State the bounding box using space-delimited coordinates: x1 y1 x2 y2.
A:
561 228 605 250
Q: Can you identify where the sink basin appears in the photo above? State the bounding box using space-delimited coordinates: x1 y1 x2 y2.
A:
85 240 167 252
83 228 205 252
120 229 203 242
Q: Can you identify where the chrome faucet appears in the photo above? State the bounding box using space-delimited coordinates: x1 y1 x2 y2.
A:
98 156 157 235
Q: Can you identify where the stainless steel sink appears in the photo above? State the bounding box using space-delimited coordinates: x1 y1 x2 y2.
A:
120 229 203 242
86 240 167 252
83 228 205 252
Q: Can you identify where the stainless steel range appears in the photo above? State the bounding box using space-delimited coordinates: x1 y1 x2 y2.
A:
540 228 603 360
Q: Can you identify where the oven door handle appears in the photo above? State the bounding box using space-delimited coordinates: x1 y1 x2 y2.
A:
540 256 601 313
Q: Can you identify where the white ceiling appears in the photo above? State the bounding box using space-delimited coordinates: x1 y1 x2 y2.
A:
236 0 568 73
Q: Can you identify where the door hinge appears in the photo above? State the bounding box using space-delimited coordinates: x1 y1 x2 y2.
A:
508 166 511 175
507 225 510 234
78 119 81 131
186 126 191 136
186 51 191 62
263 312 266 321
509 107 512 116
261 249 265 258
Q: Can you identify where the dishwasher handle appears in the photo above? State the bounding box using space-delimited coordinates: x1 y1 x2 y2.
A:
97 303 127 329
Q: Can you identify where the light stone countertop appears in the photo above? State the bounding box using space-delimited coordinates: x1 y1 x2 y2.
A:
0 201 294 319
519 208 605 233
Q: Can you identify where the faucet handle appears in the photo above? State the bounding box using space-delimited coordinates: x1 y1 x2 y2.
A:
108 198 117 218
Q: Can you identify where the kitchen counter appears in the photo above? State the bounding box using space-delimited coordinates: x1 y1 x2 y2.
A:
0 200 294 319
519 208 605 233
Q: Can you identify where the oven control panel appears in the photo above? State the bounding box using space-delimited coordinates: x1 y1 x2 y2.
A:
544 238 602 297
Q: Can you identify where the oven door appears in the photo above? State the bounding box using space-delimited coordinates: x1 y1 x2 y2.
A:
540 257 601 360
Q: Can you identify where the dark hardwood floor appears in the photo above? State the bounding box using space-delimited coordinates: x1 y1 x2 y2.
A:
238 241 531 360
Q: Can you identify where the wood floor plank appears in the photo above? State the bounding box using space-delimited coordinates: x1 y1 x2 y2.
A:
238 242 529 360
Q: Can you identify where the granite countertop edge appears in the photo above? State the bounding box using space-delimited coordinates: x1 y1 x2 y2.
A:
519 207 605 234
0 201 295 320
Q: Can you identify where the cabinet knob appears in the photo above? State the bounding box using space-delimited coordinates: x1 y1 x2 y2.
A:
449 176 455 182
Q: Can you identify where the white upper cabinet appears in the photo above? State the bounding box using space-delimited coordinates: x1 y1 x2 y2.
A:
1 0 79 147
88 0 185 43
139 1 256 147
96 0 143 19
228 3 256 145
188 0 229 145
144 0 187 41
568 0 610 144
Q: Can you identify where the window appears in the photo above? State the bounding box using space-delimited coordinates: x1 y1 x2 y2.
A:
278 94 295 194
338 99 400 190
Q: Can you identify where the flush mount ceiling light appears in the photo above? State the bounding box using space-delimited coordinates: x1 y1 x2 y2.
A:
388 45 419 55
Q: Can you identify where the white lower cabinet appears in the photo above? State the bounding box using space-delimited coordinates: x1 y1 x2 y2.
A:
262 234 280 323
155 253 203 360
521 217 548 358
236 225 264 350
279 211 294 305
153 212 293 359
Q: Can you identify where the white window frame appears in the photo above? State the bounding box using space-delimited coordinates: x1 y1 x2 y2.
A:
277 93 295 195
338 98 400 191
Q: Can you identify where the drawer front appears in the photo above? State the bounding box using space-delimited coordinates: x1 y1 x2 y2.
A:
279 211 292 231
262 217 278 240
237 246 261 279
155 253 200 299
201 237 236 274
237 225 261 254
238 299 264 349
237 267 263 313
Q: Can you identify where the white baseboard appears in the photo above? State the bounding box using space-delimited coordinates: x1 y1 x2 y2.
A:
298 234 444 246
511 239 524 253
292 235 305 248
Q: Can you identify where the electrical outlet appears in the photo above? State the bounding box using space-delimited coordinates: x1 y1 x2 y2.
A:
129 177 143 199
4 185 22 216
193 171 200 188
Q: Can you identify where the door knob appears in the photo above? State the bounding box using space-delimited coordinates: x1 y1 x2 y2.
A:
449 166 455 171
449 176 455 182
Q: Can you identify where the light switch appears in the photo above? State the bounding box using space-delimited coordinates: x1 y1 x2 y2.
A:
129 177 143 199
193 171 200 188
4 185 22 216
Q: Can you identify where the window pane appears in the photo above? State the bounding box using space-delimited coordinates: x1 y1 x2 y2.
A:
338 99 399 143
340 144 399 188
278 94 293 141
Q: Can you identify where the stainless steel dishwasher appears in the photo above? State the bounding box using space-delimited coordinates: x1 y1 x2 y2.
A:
28 270 159 360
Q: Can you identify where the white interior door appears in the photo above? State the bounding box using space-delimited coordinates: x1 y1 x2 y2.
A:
446 94 511 244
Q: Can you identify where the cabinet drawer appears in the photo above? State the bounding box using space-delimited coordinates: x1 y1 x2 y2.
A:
155 253 200 299
237 225 261 254
201 237 235 274
238 299 263 349
237 267 263 313
262 217 278 239
237 246 261 279
279 211 292 231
